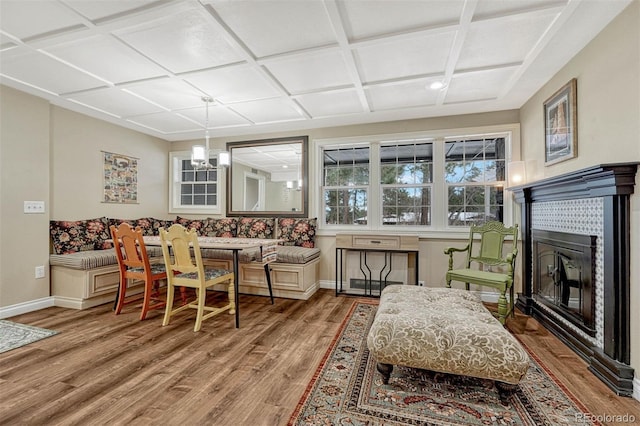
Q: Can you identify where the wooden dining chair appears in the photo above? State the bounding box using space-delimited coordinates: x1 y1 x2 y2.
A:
159 224 235 332
110 223 167 320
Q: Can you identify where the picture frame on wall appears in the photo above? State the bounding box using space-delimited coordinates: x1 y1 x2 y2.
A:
544 78 577 165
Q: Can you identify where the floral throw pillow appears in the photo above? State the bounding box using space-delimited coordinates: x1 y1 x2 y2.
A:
277 218 316 248
50 217 111 254
236 217 275 239
199 217 238 237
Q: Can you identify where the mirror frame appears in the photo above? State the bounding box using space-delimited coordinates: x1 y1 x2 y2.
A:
226 136 309 218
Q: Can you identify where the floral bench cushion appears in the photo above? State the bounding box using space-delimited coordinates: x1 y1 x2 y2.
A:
367 285 529 385
50 217 111 255
277 218 316 248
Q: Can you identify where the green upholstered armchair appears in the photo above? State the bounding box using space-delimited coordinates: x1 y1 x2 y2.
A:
444 221 518 325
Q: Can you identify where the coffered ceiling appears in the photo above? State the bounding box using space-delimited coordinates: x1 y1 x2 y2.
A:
0 0 631 141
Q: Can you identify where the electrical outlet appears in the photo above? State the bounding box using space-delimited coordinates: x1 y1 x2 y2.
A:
35 265 45 279
418 280 425 287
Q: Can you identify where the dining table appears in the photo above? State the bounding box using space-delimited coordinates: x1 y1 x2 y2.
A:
143 235 279 328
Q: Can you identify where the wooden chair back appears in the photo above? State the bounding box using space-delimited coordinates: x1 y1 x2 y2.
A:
466 221 519 270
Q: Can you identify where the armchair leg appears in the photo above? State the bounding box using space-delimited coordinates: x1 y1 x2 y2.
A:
497 291 508 325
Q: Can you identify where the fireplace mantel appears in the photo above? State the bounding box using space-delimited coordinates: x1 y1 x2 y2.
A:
511 162 638 396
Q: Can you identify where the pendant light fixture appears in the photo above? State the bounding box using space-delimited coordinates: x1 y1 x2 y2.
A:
191 96 230 169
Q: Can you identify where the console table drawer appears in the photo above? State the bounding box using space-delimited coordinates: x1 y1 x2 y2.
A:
351 235 400 249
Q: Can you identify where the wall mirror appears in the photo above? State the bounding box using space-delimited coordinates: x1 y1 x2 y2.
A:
226 136 308 217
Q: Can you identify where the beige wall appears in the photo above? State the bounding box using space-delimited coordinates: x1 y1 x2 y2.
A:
50 107 170 220
0 86 170 310
0 86 51 307
520 1 640 380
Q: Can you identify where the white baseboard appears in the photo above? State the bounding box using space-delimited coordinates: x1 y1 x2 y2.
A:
0 297 55 319
634 377 640 402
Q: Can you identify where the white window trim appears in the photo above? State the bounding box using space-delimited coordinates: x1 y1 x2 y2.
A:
168 150 224 215
314 124 521 237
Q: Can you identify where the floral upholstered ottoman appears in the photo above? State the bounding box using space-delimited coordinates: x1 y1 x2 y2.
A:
367 285 529 400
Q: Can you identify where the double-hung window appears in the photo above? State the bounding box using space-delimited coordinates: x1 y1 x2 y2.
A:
445 137 506 226
323 146 370 225
380 140 433 226
169 151 222 214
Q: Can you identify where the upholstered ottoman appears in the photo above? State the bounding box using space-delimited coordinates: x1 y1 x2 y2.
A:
367 285 529 400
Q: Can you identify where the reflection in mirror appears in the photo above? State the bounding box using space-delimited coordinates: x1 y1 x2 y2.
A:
226 136 308 217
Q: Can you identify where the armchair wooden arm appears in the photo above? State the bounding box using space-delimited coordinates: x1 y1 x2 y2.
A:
444 245 470 271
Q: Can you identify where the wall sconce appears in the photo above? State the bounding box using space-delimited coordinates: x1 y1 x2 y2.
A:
508 161 526 186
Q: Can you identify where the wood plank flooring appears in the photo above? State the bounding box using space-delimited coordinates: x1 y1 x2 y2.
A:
1 289 639 425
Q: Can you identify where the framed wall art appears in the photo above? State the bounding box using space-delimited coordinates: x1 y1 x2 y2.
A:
102 151 138 203
544 78 577 165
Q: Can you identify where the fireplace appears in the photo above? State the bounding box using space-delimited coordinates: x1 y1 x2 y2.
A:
512 163 638 397
533 230 596 337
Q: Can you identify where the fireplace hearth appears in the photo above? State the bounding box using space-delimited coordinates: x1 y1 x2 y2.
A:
512 163 638 397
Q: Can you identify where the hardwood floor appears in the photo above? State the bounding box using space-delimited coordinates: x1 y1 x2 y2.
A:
1 289 639 425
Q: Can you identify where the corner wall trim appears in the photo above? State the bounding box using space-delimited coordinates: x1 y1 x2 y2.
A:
634 377 640 402
0 297 55 319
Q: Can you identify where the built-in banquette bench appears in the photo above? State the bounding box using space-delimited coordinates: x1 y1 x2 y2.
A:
49 216 320 309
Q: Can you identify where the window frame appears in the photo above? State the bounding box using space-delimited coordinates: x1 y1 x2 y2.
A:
314 124 520 235
169 150 224 215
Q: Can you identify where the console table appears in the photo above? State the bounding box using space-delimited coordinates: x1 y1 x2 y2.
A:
335 233 419 297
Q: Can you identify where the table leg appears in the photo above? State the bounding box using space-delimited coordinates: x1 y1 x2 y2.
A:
263 263 274 304
233 249 240 328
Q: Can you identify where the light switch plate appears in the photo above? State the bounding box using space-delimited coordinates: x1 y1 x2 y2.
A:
24 201 45 214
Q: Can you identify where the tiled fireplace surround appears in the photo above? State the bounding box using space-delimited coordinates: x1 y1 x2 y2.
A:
513 163 638 397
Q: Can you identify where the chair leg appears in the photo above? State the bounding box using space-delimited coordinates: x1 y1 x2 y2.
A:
497 291 508 325
228 279 236 315
445 274 451 288
139 279 153 321
193 287 206 332
162 283 175 327
114 273 128 315
264 263 274 304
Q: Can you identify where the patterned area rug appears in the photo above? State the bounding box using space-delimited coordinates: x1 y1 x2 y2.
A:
289 301 601 426
0 320 57 354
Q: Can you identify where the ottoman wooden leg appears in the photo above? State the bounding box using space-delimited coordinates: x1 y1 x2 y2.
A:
376 363 393 384
495 381 518 404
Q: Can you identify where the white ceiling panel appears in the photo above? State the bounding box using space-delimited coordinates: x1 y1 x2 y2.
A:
64 0 162 21
115 8 242 74
366 81 439 111
43 35 167 84
445 67 519 104
339 0 463 41
1 48 106 94
0 0 632 141
123 78 208 110
456 10 557 70
264 50 352 94
297 90 364 118
0 0 85 40
184 65 281 103
177 105 252 129
67 87 165 118
354 32 456 83
127 111 201 134
473 0 567 21
230 98 306 124
209 0 337 57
